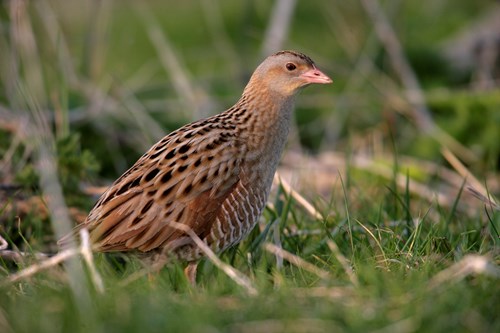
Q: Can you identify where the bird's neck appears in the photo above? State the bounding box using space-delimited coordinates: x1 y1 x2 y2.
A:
237 89 295 149
227 89 296 185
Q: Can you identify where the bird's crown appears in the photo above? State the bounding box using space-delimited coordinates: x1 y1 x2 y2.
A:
271 50 315 67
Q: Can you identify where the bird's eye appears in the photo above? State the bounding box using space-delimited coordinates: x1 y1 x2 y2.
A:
285 63 296 71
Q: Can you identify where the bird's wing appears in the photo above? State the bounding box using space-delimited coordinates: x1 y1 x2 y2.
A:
70 118 244 253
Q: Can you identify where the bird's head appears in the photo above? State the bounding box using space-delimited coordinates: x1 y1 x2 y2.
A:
247 50 332 98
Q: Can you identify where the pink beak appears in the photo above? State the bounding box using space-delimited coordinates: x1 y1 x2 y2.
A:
300 67 332 84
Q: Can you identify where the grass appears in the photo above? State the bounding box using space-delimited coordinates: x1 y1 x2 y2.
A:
0 1 499 332
1 182 498 332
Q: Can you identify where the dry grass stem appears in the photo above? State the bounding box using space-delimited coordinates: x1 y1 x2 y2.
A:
467 186 500 211
274 173 323 220
3 247 79 286
361 0 478 165
263 243 330 280
441 147 497 204
9 0 46 105
136 2 212 120
261 0 297 56
79 228 104 293
33 0 78 86
114 85 166 142
354 220 388 269
9 92 94 311
283 151 491 215
0 249 49 262
360 0 433 132
428 255 500 290
347 154 451 207
168 221 258 296
326 240 358 286
0 235 7 251
3 230 104 293
435 129 478 164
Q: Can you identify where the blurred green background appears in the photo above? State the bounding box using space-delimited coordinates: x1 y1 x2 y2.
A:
1 0 498 183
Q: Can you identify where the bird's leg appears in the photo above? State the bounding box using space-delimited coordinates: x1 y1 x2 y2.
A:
184 262 198 286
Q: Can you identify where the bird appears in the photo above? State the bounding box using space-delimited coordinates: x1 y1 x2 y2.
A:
61 50 332 285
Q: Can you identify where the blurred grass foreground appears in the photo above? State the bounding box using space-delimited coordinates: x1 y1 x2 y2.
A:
0 1 499 333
